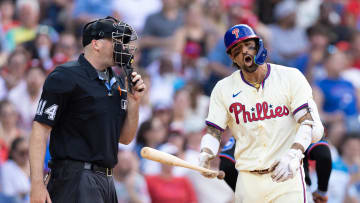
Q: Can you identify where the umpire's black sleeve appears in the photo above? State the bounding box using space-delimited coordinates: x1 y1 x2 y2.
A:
308 144 332 192
34 67 75 127
219 156 238 192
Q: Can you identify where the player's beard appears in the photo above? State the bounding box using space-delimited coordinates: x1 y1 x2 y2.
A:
240 54 258 73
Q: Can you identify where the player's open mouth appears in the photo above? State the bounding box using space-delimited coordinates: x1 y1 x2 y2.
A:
244 55 253 66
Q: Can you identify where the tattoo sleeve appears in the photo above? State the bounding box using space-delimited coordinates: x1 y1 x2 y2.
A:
298 111 313 124
206 125 222 142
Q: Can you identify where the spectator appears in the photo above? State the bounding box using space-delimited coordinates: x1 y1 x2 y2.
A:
315 1 353 44
169 88 191 133
293 24 332 83
113 150 150 203
268 0 308 66
52 32 80 71
186 82 209 121
314 50 360 133
0 49 30 100
24 25 55 71
41 0 72 33
203 0 227 40
0 0 19 32
72 0 115 22
8 67 45 132
328 135 360 203
147 54 183 106
0 137 30 203
145 143 197 203
112 0 162 33
5 0 58 52
348 31 360 71
134 118 168 174
139 0 184 67
174 4 217 82
0 100 23 163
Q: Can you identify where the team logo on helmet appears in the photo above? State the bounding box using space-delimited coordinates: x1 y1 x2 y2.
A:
232 28 240 39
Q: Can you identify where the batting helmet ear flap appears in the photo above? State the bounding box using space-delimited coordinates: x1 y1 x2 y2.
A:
254 38 267 65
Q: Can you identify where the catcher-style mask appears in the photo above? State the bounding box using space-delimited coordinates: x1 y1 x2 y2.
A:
82 16 138 67
111 20 137 67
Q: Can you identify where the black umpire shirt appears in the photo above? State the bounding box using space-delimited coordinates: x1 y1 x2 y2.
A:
34 54 128 168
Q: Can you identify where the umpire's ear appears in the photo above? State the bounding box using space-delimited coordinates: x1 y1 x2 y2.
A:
91 39 103 52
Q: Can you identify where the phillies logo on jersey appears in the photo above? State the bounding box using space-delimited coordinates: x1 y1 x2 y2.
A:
229 101 289 124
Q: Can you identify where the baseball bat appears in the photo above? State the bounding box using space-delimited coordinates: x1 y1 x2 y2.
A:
140 147 225 179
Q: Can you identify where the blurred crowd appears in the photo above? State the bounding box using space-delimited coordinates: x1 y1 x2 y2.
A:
0 0 360 202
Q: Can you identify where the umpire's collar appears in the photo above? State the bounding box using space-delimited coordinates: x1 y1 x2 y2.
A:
78 53 107 80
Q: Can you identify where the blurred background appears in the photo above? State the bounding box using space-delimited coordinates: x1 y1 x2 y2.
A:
0 0 359 202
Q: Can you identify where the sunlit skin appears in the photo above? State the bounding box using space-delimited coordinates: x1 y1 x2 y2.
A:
228 39 268 86
229 39 258 73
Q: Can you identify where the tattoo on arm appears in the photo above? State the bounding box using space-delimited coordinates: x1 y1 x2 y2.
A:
206 126 222 142
298 111 313 124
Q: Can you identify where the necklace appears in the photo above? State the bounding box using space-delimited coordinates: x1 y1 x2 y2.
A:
249 81 261 89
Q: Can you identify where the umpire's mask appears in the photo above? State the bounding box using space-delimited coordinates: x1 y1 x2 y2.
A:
82 16 138 67
112 21 137 67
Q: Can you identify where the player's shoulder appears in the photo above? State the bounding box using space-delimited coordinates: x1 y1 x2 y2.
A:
270 63 302 74
216 70 240 88
269 63 305 79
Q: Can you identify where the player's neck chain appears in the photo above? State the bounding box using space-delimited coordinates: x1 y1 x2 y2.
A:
245 65 268 89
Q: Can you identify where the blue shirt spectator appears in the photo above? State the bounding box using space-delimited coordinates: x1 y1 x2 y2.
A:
203 39 234 96
317 78 358 116
72 0 113 19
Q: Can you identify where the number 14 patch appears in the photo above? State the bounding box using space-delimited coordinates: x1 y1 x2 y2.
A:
36 99 58 121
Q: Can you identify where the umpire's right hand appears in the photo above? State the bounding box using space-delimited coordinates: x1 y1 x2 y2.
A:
31 182 52 203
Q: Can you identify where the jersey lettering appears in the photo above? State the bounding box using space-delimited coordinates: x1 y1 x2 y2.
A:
44 104 58 120
36 100 47 116
229 101 289 124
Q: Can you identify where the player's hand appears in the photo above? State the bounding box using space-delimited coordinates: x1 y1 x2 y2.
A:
312 190 328 203
199 151 217 178
30 181 52 203
127 72 146 102
270 149 303 182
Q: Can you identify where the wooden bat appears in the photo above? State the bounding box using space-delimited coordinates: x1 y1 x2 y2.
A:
140 147 225 179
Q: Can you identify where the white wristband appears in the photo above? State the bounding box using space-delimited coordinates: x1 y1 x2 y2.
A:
200 134 220 155
294 122 312 151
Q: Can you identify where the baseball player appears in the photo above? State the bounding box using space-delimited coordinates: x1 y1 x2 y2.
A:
219 137 332 203
199 24 324 203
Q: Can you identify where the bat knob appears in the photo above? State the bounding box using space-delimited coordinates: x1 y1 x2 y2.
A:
217 171 225 179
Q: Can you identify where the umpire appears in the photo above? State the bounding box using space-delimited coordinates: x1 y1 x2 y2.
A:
29 16 146 203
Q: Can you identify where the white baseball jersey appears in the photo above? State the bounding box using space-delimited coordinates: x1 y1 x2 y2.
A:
206 63 312 171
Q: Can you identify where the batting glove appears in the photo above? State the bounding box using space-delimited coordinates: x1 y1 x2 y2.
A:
313 190 328 203
270 149 304 182
199 151 217 178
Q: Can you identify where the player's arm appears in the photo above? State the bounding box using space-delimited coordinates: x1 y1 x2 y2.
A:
199 80 227 178
199 126 222 171
271 69 324 182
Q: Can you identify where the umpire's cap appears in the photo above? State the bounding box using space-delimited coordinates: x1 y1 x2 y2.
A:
82 16 135 47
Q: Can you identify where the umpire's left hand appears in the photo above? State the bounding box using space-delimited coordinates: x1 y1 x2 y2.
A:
128 71 146 102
